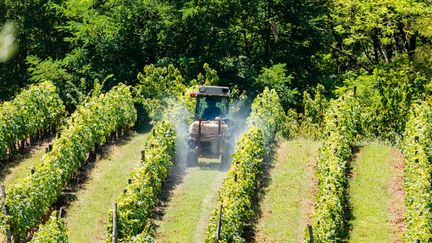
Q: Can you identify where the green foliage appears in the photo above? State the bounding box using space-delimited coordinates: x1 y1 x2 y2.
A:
0 81 65 160
301 84 329 138
136 64 185 121
327 0 432 70
30 211 68 243
3 84 136 239
27 56 85 112
106 121 176 242
336 62 427 143
401 101 432 241
310 93 360 242
190 63 220 86
247 87 285 148
205 127 265 243
0 0 68 100
256 64 298 108
1 0 328 100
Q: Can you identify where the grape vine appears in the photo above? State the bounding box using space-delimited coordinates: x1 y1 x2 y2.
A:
30 211 67 243
247 87 285 147
106 121 176 242
309 93 360 241
3 84 136 239
205 127 265 242
0 81 65 160
401 101 432 241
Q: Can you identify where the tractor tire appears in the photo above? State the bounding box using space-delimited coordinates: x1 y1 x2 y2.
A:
186 149 198 167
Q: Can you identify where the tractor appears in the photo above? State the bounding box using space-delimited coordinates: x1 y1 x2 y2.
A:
186 86 235 166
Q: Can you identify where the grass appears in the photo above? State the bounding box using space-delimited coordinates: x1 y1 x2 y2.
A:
1 140 50 188
255 138 320 242
349 143 399 242
155 161 226 243
64 132 146 243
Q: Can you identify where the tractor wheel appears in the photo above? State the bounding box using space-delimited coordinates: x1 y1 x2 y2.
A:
186 149 198 167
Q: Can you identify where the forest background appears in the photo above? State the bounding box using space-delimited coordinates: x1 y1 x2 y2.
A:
1 0 432 142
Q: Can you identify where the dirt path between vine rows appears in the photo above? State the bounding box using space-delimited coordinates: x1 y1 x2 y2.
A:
349 143 405 242
254 138 320 242
154 160 227 243
0 138 52 188
388 148 405 242
63 132 147 243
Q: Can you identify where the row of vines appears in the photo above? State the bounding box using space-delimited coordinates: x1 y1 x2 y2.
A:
106 121 176 242
0 81 65 160
401 101 432 241
309 93 360 241
1 84 136 240
205 88 284 242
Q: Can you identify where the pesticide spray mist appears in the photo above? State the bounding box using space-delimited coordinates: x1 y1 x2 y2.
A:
164 96 250 169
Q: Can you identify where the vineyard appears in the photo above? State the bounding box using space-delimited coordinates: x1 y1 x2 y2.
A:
2 0 432 241
0 74 417 242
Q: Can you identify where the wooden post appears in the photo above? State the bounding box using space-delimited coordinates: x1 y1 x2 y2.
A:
141 150 145 161
307 224 313 243
1 185 12 243
216 204 223 241
112 203 118 243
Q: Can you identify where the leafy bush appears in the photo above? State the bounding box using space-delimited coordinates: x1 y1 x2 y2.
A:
255 63 298 109
0 81 65 160
30 211 67 243
106 121 176 242
401 101 432 241
205 127 265 242
3 84 136 239
310 93 360 241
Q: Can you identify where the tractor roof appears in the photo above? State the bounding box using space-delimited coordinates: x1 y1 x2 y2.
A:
197 86 230 97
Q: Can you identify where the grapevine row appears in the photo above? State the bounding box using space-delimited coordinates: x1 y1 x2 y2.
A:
106 121 176 242
247 87 285 147
0 81 65 160
3 84 137 239
205 127 265 242
401 102 432 241
205 88 284 242
310 94 360 241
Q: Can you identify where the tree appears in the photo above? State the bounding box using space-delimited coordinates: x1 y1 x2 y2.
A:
0 0 68 100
